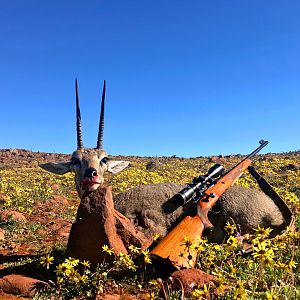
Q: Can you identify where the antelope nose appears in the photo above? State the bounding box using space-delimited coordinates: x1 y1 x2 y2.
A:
84 168 98 178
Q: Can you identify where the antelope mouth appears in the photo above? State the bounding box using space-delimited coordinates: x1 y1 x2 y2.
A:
81 177 102 191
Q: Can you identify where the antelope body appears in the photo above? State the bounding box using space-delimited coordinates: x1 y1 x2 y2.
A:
114 183 285 243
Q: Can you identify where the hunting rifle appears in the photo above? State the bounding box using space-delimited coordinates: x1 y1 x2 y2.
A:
150 140 269 269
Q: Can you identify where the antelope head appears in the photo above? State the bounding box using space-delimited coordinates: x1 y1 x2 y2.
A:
40 79 129 198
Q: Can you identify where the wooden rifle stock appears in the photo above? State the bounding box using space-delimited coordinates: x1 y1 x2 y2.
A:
151 141 269 269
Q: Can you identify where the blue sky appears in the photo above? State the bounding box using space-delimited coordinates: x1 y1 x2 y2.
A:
0 1 299 157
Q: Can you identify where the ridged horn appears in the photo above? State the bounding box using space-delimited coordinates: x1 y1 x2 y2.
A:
75 78 84 149
97 80 106 149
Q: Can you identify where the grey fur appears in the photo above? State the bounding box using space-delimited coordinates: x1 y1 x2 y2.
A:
114 183 286 243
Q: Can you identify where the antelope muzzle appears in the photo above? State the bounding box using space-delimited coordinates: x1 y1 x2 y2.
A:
81 167 102 191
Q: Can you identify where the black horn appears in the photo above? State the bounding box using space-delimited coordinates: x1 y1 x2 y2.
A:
97 80 106 149
75 78 84 149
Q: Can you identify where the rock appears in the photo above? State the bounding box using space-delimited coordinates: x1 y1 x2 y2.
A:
57 224 72 237
51 195 69 206
210 156 225 163
67 186 151 268
0 274 47 297
280 163 300 172
0 210 27 222
171 268 216 295
287 163 299 170
0 291 29 299
47 219 72 237
51 184 60 190
0 228 5 240
260 156 269 161
146 160 163 171
9 149 18 155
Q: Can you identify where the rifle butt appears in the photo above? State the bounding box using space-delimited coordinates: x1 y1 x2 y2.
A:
151 215 204 269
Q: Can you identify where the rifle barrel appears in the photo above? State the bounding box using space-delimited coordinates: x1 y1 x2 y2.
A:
246 140 269 160
224 140 268 176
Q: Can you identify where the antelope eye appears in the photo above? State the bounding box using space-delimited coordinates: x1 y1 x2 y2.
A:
101 157 108 164
71 157 81 165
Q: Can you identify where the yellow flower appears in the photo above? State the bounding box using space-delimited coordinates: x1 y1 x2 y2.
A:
142 249 152 264
57 277 64 285
148 291 158 300
128 244 141 254
207 252 217 263
191 284 210 299
181 235 193 250
69 268 81 283
3 195 12 207
288 259 297 269
227 236 238 248
55 263 72 277
148 279 159 286
215 277 226 294
213 244 221 250
196 236 208 245
224 222 236 235
265 288 279 300
253 225 272 238
153 233 161 241
229 264 237 277
102 245 114 255
233 287 248 300
190 243 204 252
116 252 137 271
65 257 79 267
252 241 274 262
81 260 91 268
275 261 288 271
39 254 54 269
80 274 88 283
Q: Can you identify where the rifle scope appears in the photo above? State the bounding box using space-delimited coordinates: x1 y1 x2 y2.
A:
173 163 224 207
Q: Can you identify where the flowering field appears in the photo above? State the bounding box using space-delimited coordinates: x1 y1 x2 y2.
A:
0 149 299 299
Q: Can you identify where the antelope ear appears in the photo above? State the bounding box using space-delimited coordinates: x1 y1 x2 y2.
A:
39 161 72 175
106 160 129 174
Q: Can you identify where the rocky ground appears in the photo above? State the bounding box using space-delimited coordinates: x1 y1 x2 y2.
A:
0 148 299 299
